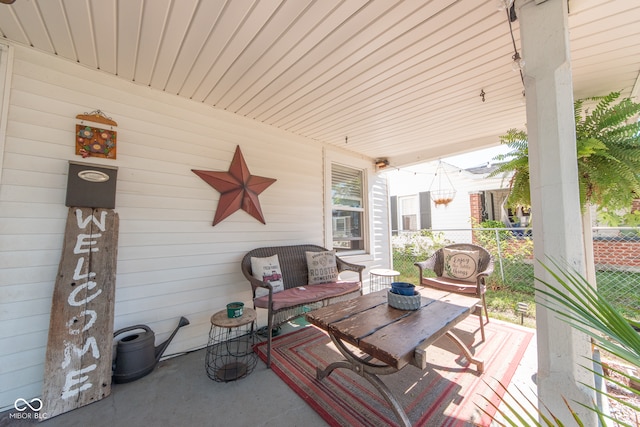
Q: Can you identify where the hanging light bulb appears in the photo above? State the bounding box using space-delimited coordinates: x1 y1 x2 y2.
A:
512 51 525 71
496 0 514 11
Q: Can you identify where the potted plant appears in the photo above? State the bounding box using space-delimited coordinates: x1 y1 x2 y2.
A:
490 91 640 224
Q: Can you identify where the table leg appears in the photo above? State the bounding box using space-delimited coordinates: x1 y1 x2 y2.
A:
316 333 412 427
445 331 485 373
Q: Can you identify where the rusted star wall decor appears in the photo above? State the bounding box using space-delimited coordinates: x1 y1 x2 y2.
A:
192 146 276 226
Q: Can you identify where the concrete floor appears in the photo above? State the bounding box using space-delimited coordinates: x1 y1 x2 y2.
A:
0 319 538 427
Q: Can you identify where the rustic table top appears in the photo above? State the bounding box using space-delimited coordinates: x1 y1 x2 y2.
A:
211 307 257 328
306 288 479 370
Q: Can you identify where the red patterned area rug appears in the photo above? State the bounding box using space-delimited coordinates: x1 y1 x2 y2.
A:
254 317 534 427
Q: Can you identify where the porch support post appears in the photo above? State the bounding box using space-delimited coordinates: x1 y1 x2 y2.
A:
517 0 597 424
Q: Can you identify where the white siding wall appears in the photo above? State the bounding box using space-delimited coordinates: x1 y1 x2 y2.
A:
0 44 389 409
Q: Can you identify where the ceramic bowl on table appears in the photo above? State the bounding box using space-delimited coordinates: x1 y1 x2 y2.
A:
387 289 422 310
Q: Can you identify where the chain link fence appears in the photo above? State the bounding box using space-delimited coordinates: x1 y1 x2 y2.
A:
391 227 640 322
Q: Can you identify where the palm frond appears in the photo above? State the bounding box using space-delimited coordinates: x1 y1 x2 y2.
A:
536 260 640 366
476 380 551 426
482 256 640 426
536 258 640 369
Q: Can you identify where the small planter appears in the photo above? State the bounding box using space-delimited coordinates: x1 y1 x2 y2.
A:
226 302 244 318
390 282 415 296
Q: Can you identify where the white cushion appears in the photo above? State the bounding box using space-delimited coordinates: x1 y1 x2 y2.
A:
305 251 339 285
251 254 285 297
443 248 479 283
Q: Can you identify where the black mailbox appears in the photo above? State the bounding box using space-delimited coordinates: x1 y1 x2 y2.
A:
65 161 118 209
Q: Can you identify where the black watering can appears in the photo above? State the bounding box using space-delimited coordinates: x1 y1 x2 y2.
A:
112 316 190 383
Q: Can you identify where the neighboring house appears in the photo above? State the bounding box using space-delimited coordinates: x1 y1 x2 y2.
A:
389 160 639 234
0 44 390 409
388 162 640 272
387 160 515 233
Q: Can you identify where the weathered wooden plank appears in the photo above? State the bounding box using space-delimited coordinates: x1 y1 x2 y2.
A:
305 291 387 329
321 290 442 343
416 287 479 308
362 299 476 370
41 207 119 419
327 303 412 344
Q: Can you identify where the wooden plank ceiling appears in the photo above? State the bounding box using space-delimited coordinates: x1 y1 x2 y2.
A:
1 0 638 167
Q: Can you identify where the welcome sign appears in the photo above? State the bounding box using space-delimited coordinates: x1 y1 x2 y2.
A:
41 208 119 419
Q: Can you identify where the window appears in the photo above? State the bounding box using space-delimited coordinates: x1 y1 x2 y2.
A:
331 163 365 252
390 192 431 234
399 196 418 231
483 189 510 222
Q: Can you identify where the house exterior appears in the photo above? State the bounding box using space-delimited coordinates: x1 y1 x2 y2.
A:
0 43 391 410
387 161 512 232
0 1 636 423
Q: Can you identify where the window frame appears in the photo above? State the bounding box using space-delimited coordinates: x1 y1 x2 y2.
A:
398 195 418 231
324 151 370 255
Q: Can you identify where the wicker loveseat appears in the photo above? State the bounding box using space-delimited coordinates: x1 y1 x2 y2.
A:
241 244 364 367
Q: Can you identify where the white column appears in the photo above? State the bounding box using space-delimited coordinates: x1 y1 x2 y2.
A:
517 0 597 425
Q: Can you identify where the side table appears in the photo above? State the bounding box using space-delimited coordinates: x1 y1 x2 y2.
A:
369 268 400 292
205 307 257 382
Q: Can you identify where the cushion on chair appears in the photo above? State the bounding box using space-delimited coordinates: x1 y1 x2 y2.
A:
251 254 285 297
305 251 339 284
442 248 479 283
421 276 484 295
253 281 361 311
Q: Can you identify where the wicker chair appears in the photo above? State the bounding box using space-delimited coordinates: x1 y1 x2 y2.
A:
414 243 493 341
241 244 364 367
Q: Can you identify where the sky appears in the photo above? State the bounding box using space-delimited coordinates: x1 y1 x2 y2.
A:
441 144 511 169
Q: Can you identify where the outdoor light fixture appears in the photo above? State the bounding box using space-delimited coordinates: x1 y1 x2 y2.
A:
375 159 389 169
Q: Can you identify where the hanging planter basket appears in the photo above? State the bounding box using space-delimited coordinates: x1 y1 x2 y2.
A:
429 162 457 207
431 189 457 206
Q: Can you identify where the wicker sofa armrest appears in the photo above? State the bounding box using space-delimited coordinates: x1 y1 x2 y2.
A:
254 279 273 298
414 251 439 278
241 257 278 298
478 255 495 278
336 257 365 283
242 265 266 296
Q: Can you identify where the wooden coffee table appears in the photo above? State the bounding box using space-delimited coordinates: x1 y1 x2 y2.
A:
306 288 484 427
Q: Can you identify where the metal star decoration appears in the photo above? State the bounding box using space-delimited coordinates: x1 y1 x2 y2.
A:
192 146 276 226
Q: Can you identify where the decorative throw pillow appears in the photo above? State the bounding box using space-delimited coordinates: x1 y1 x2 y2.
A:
443 248 480 283
251 254 285 297
306 251 339 285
